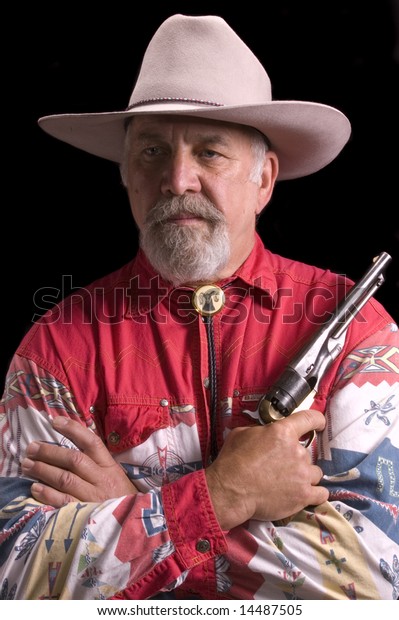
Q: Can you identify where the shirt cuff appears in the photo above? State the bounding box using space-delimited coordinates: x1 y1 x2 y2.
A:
162 469 227 570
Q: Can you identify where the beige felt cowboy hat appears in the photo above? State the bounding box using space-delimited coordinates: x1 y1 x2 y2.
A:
38 14 351 181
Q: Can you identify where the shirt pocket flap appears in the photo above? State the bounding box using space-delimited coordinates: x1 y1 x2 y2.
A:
104 399 169 454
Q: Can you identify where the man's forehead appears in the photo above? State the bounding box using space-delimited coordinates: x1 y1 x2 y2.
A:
129 114 252 140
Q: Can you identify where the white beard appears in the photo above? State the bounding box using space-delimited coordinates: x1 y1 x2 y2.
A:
140 195 231 286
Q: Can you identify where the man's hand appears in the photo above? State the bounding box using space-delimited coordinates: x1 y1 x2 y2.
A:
21 416 138 507
205 409 329 530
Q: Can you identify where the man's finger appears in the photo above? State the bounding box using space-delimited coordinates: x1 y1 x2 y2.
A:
310 465 325 486
287 408 326 438
51 416 115 467
22 456 94 500
31 482 79 508
23 439 116 489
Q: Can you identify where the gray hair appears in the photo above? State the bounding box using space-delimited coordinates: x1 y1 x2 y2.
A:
120 119 269 188
248 129 270 185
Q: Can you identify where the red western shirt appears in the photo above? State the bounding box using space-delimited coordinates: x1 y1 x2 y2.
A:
1 234 397 599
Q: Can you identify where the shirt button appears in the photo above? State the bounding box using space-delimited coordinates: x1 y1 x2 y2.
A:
233 389 240 397
203 377 210 389
160 398 169 407
196 538 211 553
89 405 96 414
108 431 120 445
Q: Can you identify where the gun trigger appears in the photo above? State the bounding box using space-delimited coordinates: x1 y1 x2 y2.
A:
242 407 259 420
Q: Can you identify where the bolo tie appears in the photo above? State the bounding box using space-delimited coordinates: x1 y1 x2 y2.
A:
191 284 226 462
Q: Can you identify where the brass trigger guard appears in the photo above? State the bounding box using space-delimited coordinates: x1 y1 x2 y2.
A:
299 429 316 448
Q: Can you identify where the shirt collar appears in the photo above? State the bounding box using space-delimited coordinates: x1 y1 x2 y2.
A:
233 233 277 295
125 233 277 318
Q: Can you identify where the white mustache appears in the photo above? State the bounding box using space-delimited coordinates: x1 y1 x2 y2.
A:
145 195 225 225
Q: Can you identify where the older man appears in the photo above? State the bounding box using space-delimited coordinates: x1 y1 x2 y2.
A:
0 14 398 600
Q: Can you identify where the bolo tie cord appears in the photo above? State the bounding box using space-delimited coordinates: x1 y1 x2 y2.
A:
191 283 228 463
204 315 219 462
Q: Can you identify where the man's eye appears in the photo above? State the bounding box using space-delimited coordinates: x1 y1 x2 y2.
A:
143 146 163 157
201 149 219 159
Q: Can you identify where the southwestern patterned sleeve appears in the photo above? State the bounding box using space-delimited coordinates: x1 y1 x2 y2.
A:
0 357 223 600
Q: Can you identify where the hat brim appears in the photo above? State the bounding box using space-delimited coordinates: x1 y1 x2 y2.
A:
38 100 351 181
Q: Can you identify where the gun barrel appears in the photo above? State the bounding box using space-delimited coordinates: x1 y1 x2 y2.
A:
331 251 391 338
258 251 392 424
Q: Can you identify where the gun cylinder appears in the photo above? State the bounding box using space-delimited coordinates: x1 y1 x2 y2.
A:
259 367 313 423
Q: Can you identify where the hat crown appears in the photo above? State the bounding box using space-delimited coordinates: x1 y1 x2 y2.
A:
129 14 272 108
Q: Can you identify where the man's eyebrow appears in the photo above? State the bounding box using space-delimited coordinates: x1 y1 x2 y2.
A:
134 131 167 143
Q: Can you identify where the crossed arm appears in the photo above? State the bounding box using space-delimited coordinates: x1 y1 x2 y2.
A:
21 408 327 530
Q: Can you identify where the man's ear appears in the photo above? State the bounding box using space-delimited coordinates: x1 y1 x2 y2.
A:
255 151 279 216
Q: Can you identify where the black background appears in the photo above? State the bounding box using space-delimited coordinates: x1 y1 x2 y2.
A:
2 1 398 393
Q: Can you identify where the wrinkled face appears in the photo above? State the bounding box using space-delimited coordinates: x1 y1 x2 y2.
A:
123 115 278 284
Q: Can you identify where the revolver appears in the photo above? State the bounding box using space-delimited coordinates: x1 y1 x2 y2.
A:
244 251 392 427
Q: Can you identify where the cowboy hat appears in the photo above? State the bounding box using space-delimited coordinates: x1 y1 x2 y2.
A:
38 14 351 180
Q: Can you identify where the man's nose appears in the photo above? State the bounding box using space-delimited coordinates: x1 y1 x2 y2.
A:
160 152 202 196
